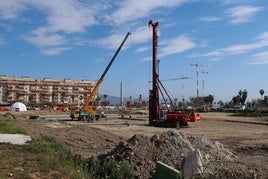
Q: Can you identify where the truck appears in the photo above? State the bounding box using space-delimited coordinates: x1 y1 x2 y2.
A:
148 20 201 127
70 32 131 121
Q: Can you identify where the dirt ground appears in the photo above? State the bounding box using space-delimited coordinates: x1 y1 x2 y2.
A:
6 110 268 177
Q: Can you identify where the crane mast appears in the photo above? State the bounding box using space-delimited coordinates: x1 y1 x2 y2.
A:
148 20 201 127
148 20 159 125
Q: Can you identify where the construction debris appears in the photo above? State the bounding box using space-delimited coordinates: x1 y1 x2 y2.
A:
102 131 252 178
0 134 31 145
183 149 203 179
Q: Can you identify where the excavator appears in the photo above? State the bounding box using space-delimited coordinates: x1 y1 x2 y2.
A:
148 20 201 127
70 32 131 121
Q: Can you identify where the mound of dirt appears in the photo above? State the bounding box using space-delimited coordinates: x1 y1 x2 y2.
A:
101 131 252 178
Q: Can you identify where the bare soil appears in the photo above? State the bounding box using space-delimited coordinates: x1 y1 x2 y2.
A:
5 110 268 178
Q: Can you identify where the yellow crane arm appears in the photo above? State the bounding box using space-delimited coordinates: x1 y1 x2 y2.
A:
81 32 131 115
82 79 103 114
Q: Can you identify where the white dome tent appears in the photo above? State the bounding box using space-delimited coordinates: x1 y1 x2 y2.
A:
10 102 27 112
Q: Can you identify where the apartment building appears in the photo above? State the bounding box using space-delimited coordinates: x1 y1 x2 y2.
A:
0 75 95 106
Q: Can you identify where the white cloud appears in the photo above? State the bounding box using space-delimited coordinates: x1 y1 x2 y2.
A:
163 22 177 28
222 32 268 54
225 5 263 24
0 38 6 45
142 56 151 61
142 34 196 61
41 47 72 55
136 47 150 53
95 33 130 50
203 51 222 57
23 28 67 47
131 26 152 44
249 51 268 65
0 0 27 20
256 32 268 44
95 26 151 49
158 35 196 57
0 0 109 34
221 0 256 5
202 32 268 57
199 17 222 22
209 58 222 62
0 0 107 55
31 1 98 34
106 0 188 25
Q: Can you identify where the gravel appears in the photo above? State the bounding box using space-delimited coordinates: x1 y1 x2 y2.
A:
0 134 31 145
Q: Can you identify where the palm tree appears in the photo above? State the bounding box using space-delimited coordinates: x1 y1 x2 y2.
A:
259 89 265 100
103 94 108 106
204 94 214 105
79 95 83 105
95 96 101 106
61 92 66 104
238 90 243 97
241 89 248 105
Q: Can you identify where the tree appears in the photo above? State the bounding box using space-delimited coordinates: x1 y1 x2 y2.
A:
218 100 224 108
95 96 101 106
39 93 45 104
29 94 35 103
241 89 248 105
103 94 108 102
174 98 177 106
238 90 243 97
203 94 214 111
103 94 109 106
79 95 84 106
259 89 265 100
231 89 247 106
264 96 268 104
232 95 240 105
204 94 214 105
51 92 56 103
61 92 66 103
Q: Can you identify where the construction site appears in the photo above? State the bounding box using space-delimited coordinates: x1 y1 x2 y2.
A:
1 20 268 178
2 109 267 178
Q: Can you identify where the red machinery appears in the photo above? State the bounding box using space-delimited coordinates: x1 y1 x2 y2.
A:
148 20 201 127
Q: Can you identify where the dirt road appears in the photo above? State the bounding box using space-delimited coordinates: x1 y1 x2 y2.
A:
10 111 268 177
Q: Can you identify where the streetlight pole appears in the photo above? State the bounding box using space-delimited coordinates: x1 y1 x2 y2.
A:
129 96 132 119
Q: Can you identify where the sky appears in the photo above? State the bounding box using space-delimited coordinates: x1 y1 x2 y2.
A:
0 0 268 103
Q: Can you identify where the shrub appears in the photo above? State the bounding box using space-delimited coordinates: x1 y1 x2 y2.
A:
87 157 135 179
0 115 27 134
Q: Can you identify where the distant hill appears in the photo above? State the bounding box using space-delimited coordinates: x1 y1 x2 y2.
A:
98 95 148 105
98 95 125 105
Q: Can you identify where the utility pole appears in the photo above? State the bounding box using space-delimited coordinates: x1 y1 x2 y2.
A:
191 63 202 106
180 76 191 105
120 82 123 106
201 70 208 98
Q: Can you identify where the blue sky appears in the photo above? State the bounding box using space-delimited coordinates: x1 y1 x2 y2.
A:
0 0 267 103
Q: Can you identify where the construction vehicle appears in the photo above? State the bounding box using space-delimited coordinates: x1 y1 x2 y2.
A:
148 20 201 127
70 32 131 121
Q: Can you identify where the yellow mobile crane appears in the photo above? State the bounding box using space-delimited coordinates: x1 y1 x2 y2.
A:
70 32 131 121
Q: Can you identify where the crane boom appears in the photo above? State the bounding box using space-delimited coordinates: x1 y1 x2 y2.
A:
161 76 193 105
82 32 131 114
69 32 131 120
161 76 192 82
